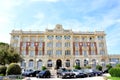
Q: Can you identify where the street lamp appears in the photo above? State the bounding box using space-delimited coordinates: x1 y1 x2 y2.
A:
36 59 39 70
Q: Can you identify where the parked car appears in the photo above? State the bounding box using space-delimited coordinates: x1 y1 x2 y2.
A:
37 70 51 78
72 69 87 78
57 68 67 78
27 70 41 77
22 69 33 76
92 69 103 76
103 68 109 73
57 69 76 78
82 69 95 77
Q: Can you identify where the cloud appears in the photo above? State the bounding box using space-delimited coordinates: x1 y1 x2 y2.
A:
34 13 45 19
30 0 59 3
0 0 25 43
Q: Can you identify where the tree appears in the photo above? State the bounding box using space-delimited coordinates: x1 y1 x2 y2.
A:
0 42 9 65
0 42 22 65
7 47 22 64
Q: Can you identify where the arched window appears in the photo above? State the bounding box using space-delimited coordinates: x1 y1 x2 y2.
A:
101 59 105 67
21 60 26 68
66 60 70 67
47 35 53 40
84 59 88 66
37 60 42 69
92 59 96 68
29 59 34 68
75 59 80 66
56 35 62 40
47 60 52 67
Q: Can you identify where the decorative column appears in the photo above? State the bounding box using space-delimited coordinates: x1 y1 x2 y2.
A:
94 42 98 55
26 42 30 55
79 42 83 55
20 42 23 54
42 42 45 55
73 42 75 55
34 42 38 55
87 42 91 55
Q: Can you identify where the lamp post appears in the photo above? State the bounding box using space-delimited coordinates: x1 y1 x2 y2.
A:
36 59 39 70
24 61 26 70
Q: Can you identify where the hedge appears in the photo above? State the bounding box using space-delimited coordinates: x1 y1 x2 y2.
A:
96 65 102 71
74 65 81 69
6 63 21 75
42 66 47 70
109 67 120 77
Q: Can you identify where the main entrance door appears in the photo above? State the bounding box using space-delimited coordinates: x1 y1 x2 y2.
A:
56 59 62 69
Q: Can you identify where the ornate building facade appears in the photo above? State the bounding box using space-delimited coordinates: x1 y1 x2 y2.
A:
10 24 118 70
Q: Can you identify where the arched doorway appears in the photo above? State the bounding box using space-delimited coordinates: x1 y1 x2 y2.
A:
56 59 62 69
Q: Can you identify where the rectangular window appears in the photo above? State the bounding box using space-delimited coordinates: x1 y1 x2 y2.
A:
99 43 104 47
56 42 62 47
30 42 34 48
47 42 53 47
100 50 105 55
38 50 42 55
22 51 26 56
65 50 71 55
91 43 94 47
56 50 62 56
29 51 35 57
47 50 53 56
23 42 26 48
83 43 87 47
39 42 43 48
75 50 79 56
83 50 87 56
75 42 79 48
65 42 70 47
91 50 95 55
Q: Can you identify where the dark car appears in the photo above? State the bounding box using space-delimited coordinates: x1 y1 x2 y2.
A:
58 69 76 78
92 69 103 76
72 69 87 78
103 68 110 73
37 70 51 78
27 70 41 77
82 69 95 77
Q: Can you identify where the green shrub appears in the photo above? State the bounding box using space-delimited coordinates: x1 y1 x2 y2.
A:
74 65 81 70
42 66 47 70
0 66 7 76
96 65 102 71
85 66 91 69
106 64 112 69
109 67 120 77
0 74 4 76
116 64 120 67
6 63 21 75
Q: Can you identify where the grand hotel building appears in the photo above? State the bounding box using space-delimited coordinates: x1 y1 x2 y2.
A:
10 24 120 70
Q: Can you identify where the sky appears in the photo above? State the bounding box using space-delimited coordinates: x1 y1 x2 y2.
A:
0 0 120 55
